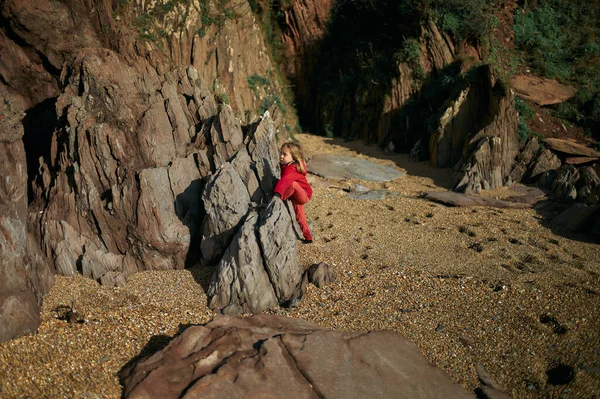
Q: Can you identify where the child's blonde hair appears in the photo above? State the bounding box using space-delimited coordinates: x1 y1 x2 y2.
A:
280 142 306 173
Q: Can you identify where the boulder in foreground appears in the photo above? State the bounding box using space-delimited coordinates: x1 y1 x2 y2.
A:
120 314 472 399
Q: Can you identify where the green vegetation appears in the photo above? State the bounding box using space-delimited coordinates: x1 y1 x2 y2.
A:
515 97 536 142
116 0 238 43
513 0 600 139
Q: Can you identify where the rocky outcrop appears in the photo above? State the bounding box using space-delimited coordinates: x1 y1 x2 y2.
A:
278 0 334 119
427 65 519 194
0 85 54 343
119 314 473 399
510 75 577 106
207 198 305 315
0 0 303 341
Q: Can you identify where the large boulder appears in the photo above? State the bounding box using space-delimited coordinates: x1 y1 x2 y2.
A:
207 198 304 315
0 85 54 343
119 314 473 399
446 66 519 194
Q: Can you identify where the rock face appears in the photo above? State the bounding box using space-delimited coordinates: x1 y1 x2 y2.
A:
0 85 54 343
206 197 305 315
0 0 301 341
119 314 473 399
433 65 519 194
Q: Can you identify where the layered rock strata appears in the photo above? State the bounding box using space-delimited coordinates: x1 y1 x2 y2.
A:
119 314 473 399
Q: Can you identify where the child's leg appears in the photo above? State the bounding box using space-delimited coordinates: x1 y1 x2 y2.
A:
281 182 308 205
292 202 312 241
281 182 312 240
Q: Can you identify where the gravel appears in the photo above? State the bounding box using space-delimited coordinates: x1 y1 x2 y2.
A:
1 134 599 398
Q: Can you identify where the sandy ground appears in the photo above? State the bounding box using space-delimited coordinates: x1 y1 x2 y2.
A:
1 133 599 398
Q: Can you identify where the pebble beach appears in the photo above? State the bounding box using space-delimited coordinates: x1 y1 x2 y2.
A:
1 133 599 398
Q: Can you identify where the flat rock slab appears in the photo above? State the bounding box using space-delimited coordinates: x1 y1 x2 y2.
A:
120 314 472 399
425 191 531 209
347 189 400 200
510 75 577 106
308 154 405 182
544 138 600 158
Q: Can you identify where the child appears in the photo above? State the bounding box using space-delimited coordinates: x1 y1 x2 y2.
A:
273 142 313 243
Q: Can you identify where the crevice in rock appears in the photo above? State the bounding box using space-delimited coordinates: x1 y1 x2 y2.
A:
278 335 325 399
254 209 278 301
22 96 58 204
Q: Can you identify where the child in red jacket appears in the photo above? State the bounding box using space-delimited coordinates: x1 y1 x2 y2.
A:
273 142 313 243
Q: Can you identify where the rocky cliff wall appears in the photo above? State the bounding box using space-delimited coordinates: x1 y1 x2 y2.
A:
0 0 298 342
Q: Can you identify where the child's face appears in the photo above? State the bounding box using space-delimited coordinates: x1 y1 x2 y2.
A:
280 149 293 165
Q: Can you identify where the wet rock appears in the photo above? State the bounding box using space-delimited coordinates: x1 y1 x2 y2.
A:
425 191 530 209
347 189 400 200
308 154 404 182
119 314 473 399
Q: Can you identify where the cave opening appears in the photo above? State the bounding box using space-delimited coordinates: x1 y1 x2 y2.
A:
22 97 58 204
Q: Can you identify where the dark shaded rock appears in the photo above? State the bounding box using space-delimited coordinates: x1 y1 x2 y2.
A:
0 85 54 343
528 149 562 180
508 137 540 184
307 262 336 288
551 165 579 201
551 203 600 232
308 154 405 182
426 65 518 194
119 314 472 399
475 364 513 399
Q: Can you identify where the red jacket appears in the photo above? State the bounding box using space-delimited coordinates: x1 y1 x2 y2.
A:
274 161 313 199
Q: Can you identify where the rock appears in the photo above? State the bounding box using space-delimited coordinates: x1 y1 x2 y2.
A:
448 66 519 193
565 157 599 165
550 165 579 201
119 314 473 399
308 154 405 182
475 364 513 398
347 189 400 200
508 137 540 184
544 138 600 158
307 262 336 288
200 163 251 265
207 196 304 314
510 75 577 106
425 191 530 209
586 185 600 206
207 212 278 315
0 85 54 344
552 203 600 231
257 198 305 306
504 185 547 205
528 149 562 180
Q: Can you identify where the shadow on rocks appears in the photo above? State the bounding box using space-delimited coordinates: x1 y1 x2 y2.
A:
174 178 206 269
532 198 600 245
118 323 195 387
